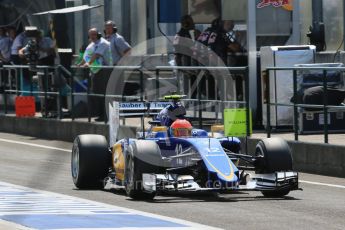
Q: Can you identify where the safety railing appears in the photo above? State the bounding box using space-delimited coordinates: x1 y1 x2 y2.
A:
0 64 249 136
0 64 66 118
265 66 345 144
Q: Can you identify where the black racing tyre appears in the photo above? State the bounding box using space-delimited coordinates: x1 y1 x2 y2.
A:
261 188 290 197
255 138 293 197
255 137 293 174
125 140 164 200
71 135 111 189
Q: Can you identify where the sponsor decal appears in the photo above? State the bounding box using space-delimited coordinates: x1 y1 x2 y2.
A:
150 102 172 110
119 102 171 111
119 102 145 109
257 0 293 11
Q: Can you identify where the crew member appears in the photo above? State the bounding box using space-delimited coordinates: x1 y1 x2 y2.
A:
157 100 186 127
104 20 131 65
0 27 16 64
173 15 201 99
80 28 112 122
303 86 345 110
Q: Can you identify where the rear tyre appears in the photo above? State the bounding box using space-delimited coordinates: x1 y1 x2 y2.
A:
255 138 293 197
125 140 163 200
71 135 110 189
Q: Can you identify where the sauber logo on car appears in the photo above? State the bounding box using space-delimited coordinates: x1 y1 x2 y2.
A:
119 102 171 111
120 102 145 109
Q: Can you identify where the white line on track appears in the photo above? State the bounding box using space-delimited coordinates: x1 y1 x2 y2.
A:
0 219 32 230
0 137 345 190
0 138 70 152
0 181 218 230
300 180 345 189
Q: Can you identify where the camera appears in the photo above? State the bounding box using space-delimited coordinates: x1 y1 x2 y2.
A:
23 27 40 69
23 38 39 65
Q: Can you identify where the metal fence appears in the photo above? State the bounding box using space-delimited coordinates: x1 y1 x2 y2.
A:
0 64 250 135
0 64 70 119
265 66 345 143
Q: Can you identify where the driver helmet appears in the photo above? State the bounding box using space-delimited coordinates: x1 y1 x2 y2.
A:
170 119 192 137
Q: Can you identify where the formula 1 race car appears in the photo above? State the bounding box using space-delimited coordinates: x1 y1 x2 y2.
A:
71 98 299 200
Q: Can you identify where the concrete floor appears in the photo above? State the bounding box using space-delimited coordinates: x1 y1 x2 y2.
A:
0 132 344 230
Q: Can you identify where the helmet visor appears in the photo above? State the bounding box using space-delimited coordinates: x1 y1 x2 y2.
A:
173 128 191 137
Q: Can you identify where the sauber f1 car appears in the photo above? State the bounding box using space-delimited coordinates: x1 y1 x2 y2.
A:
71 98 299 200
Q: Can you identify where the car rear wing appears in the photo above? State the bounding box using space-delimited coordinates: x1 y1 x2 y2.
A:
109 101 171 145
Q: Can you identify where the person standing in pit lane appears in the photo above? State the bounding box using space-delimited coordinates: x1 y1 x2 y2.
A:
104 20 131 66
79 28 112 122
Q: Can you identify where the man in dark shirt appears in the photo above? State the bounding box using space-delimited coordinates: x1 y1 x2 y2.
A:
303 86 345 107
193 18 243 100
202 18 241 65
174 15 200 98
173 15 200 66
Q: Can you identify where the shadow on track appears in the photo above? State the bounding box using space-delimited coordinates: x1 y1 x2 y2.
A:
100 187 301 203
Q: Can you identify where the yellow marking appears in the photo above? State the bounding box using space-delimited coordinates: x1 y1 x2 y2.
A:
203 150 235 181
152 126 168 132
112 143 125 180
211 125 224 137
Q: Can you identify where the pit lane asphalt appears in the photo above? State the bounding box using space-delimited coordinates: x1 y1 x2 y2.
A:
0 132 344 230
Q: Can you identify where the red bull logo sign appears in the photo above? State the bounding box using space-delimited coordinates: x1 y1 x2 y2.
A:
257 0 293 11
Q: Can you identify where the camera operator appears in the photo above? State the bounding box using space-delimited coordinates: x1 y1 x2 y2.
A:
18 30 55 66
18 29 60 116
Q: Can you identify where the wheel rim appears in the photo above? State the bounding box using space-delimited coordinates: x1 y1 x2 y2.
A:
71 144 79 180
255 143 266 173
255 144 264 157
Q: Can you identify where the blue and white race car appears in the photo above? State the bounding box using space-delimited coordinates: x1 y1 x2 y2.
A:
71 96 299 200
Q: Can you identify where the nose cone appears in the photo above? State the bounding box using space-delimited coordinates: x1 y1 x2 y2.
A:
188 138 239 182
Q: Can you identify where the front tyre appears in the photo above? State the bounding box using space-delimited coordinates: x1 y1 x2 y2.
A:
125 140 163 200
255 138 293 197
255 137 293 174
71 135 110 189
261 188 290 197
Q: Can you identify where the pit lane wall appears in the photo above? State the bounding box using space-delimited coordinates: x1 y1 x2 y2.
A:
0 115 344 178
240 138 345 178
0 116 136 144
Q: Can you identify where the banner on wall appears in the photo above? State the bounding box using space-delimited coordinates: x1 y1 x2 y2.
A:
257 0 293 11
224 109 252 137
